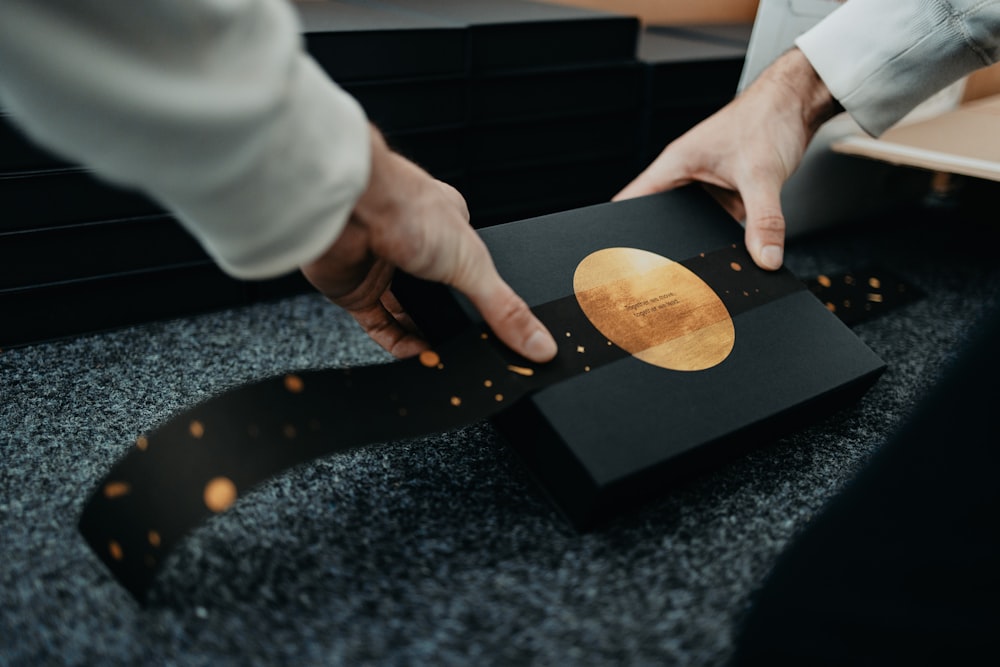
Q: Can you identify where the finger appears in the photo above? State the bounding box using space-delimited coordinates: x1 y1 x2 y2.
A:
442 238 555 362
466 278 557 363
740 180 787 271
348 301 429 359
380 288 422 338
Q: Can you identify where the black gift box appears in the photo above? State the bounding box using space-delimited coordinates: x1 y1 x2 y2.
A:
0 169 163 233
0 215 209 290
346 0 639 73
295 0 465 82
465 156 636 226
393 189 885 529
637 28 746 163
467 62 644 123
0 263 245 349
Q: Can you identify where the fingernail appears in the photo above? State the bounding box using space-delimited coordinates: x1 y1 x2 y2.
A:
760 245 783 270
524 328 558 362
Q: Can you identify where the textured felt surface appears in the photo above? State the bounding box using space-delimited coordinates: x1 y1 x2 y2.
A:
2 195 999 666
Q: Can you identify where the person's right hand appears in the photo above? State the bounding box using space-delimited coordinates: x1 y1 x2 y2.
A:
614 48 842 271
301 125 558 363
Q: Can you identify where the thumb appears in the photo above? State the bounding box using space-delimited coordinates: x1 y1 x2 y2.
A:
741 183 787 271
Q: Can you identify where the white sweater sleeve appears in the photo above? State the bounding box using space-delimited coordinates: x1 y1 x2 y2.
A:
0 0 371 279
796 0 1000 136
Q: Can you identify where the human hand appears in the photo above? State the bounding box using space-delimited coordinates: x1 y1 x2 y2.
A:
614 48 841 270
300 125 558 363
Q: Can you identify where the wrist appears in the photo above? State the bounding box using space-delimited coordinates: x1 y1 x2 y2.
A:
765 47 843 135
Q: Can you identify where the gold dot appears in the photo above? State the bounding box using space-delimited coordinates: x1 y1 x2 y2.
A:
607 340 613 346
419 350 440 367
283 424 297 439
565 331 572 337
494 394 504 402
817 275 832 288
868 277 882 289
108 540 124 561
204 477 238 513
148 531 161 548
103 481 131 499
437 363 444 370
577 346 585 353
284 374 304 393
730 261 742 272
699 252 706 258
843 299 852 308
742 290 749 297
867 293 884 303
484 379 493 387
506 364 535 377
135 435 149 451
825 302 836 312
450 396 462 407
844 275 855 285
189 420 205 439
480 332 489 340
584 366 591 372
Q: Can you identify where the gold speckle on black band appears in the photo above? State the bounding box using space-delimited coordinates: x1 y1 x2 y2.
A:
204 477 237 513
284 374 304 393
103 482 131 499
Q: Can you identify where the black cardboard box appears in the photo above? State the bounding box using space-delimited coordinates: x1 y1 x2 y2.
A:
468 62 644 123
295 0 466 81
345 0 639 73
0 169 163 233
393 189 885 529
344 77 465 132
637 28 746 163
0 215 209 290
0 263 246 349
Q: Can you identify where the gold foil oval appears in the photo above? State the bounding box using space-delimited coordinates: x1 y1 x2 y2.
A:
573 247 734 371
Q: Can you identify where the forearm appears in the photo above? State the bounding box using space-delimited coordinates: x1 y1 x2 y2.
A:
0 0 371 278
796 0 1000 136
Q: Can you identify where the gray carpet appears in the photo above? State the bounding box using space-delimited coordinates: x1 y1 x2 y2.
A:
3 193 999 666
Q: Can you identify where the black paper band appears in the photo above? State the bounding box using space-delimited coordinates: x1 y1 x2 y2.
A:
78 244 804 603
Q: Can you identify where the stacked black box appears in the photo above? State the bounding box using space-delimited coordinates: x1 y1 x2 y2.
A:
373 0 642 225
637 23 750 166
296 0 467 182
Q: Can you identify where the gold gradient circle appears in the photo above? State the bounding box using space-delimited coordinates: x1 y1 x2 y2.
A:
573 247 734 371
